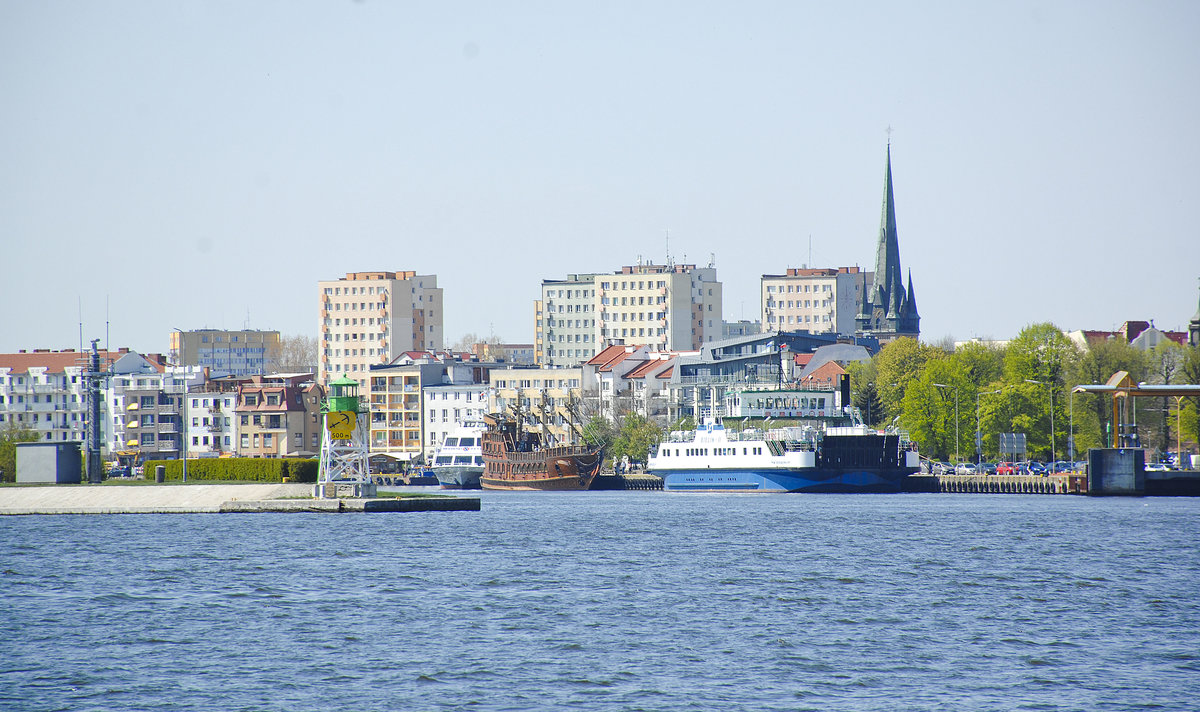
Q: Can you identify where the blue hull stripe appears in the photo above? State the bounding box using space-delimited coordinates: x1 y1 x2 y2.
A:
659 468 906 493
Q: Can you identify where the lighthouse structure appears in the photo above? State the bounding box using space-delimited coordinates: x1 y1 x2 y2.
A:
315 375 376 498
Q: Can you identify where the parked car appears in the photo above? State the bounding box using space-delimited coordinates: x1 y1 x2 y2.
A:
1027 461 1047 476
955 462 977 475
996 462 1018 475
979 462 998 476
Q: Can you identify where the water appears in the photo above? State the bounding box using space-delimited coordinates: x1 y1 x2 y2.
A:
2 492 1198 711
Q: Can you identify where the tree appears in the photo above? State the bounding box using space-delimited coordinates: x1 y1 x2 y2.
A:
611 412 663 466
0 423 39 483
1068 337 1149 453
853 381 884 427
1144 341 1186 458
266 334 318 374
872 337 946 423
999 323 1078 460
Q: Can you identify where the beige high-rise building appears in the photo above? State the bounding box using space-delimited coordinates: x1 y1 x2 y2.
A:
598 263 722 352
318 271 443 389
761 267 871 336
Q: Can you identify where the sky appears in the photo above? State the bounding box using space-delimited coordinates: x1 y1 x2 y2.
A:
2 1 1198 356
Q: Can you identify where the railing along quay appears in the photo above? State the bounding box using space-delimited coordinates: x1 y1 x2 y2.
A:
932 473 1087 495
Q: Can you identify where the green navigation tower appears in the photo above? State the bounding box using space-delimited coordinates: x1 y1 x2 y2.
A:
316 375 375 498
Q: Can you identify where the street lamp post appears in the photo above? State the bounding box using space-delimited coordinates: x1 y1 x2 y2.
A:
174 327 188 483
933 383 960 464
1026 379 1055 463
976 389 1001 466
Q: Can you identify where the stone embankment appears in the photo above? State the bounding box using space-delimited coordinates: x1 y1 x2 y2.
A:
0 483 480 515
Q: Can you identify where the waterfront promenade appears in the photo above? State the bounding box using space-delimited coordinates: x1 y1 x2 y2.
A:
0 483 480 515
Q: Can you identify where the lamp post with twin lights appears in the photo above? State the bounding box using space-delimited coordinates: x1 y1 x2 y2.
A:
1025 378 1055 463
976 389 1001 466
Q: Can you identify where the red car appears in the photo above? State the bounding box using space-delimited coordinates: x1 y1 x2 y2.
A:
996 462 1018 475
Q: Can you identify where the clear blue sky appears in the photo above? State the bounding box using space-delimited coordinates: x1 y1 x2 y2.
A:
3 1 1198 355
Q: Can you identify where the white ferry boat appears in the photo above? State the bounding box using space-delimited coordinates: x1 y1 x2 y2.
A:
648 414 920 493
431 420 486 489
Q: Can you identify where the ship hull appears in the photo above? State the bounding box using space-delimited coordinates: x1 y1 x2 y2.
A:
660 466 909 493
433 465 483 490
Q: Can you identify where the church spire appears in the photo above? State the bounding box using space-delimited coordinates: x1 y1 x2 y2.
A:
857 142 919 342
873 143 902 316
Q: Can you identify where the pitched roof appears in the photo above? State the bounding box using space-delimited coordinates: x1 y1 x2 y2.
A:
0 348 135 374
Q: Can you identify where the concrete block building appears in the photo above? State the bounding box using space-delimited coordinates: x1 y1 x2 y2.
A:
318 271 443 389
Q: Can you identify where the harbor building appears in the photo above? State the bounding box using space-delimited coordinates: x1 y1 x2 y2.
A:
169 329 280 377
762 267 871 336
538 273 603 367
318 271 443 389
856 146 920 343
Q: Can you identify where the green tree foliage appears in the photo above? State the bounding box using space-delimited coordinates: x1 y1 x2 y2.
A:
0 423 40 482
610 413 663 465
873 337 946 423
1142 342 1187 457
1182 346 1200 453
996 323 1078 460
580 416 617 451
853 381 884 427
1067 337 1149 454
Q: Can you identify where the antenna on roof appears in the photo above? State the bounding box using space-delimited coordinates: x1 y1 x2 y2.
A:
665 229 671 267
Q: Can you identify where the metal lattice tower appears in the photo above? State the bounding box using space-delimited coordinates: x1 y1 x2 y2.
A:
316 375 372 497
82 340 110 484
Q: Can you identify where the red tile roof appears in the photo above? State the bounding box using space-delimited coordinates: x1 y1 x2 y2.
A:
0 349 136 374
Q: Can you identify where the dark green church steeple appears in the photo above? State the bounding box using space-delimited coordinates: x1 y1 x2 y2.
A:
857 144 920 341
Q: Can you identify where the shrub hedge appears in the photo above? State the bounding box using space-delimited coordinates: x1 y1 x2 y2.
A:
142 457 319 483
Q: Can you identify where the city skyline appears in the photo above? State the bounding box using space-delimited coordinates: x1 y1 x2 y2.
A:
3 2 1198 355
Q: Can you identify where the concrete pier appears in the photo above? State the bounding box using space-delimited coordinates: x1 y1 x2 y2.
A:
0 483 480 515
924 473 1085 494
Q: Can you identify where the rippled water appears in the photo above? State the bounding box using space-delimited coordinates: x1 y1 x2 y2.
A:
2 492 1198 711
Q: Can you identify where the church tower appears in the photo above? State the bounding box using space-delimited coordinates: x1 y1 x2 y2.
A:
857 144 920 342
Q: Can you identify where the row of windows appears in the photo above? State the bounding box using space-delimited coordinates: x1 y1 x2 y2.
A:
768 315 831 324
325 285 389 296
766 299 831 309
0 394 80 404
765 283 833 293
599 280 668 290
602 296 665 306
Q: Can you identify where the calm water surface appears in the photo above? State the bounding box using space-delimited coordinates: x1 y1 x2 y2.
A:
2 492 1198 711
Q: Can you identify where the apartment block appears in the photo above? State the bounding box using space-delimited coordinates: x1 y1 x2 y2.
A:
488 366 587 446
538 273 603 367
422 383 490 459
169 329 280 377
761 267 871 335
318 271 443 389
109 355 204 464
0 349 102 446
184 378 240 456
599 263 722 352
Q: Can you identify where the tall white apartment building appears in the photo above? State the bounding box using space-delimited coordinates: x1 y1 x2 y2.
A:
599 263 722 351
761 267 872 335
318 271 443 389
538 273 603 367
